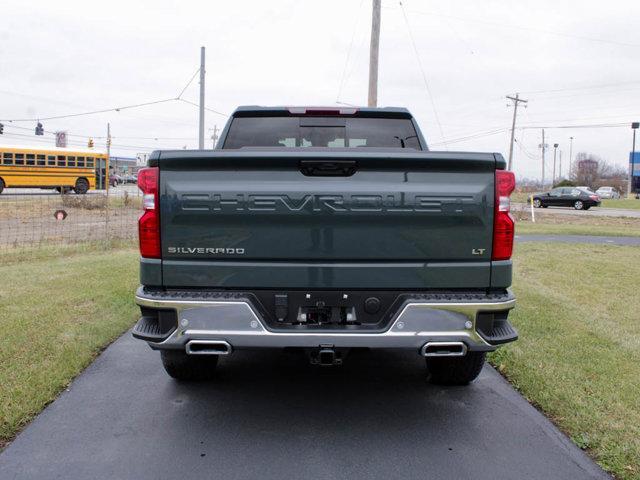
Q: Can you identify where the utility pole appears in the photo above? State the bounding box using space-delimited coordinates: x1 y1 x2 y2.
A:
210 125 219 149
105 122 111 240
539 129 547 187
552 143 559 185
198 46 206 149
506 93 528 171
629 122 639 197
367 0 381 107
106 122 111 193
559 150 562 179
569 136 574 178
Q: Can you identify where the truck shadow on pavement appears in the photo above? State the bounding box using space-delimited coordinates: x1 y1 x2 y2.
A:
166 348 474 443
0 336 608 480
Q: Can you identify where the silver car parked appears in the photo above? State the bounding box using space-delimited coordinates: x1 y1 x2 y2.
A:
595 186 620 199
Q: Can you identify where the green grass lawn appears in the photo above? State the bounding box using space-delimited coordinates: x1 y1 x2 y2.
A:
512 191 535 204
0 246 139 446
517 221 640 237
601 198 640 210
513 210 640 237
490 243 640 479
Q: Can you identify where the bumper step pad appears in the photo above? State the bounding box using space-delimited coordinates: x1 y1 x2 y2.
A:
132 315 176 342
478 319 518 345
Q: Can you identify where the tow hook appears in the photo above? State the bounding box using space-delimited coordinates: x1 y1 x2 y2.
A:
310 345 343 366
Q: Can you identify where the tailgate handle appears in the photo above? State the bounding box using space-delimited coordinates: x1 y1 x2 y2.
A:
299 160 357 177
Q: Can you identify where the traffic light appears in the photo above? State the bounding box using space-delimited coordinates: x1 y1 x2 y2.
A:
35 122 44 135
88 138 94 148
0 123 3 134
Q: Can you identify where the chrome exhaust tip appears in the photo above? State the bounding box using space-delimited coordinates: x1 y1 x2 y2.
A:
186 340 232 355
420 342 467 357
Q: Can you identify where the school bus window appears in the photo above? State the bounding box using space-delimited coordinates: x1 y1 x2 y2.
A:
0 149 97 193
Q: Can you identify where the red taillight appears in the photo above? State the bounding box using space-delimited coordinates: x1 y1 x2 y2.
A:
492 170 516 261
590 195 599 201
137 167 160 258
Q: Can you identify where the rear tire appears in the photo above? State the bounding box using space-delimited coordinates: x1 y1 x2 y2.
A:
426 351 486 386
74 178 89 194
574 200 584 210
0 178 4 194
160 350 218 381
532 198 542 208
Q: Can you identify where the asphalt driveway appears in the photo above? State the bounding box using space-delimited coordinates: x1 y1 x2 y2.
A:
0 333 608 480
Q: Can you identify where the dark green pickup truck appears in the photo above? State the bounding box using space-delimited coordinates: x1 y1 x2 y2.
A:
133 106 517 385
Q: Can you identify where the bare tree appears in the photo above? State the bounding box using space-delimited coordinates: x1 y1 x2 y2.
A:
570 152 625 191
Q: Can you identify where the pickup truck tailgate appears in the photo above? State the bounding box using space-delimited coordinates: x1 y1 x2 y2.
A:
158 151 496 289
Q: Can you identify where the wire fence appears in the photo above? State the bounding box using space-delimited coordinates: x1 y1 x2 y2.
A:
0 185 141 254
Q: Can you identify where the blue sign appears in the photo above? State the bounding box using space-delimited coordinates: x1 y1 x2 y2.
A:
630 152 640 177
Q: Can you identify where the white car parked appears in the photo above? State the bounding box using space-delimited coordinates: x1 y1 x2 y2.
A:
595 186 620 199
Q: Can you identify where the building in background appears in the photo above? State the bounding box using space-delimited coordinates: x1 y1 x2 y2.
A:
109 156 141 175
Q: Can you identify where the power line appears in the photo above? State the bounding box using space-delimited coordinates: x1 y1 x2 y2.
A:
0 64 229 122
519 122 630 130
514 135 539 161
519 80 640 95
427 120 630 147
520 86 640 102
335 100 359 107
336 0 366 103
428 121 630 148
402 7 640 48
429 128 508 146
398 1 447 148
518 111 640 124
177 98 228 117
0 98 178 122
0 131 182 152
0 95 228 127
428 0 476 55
176 68 201 99
2 122 195 141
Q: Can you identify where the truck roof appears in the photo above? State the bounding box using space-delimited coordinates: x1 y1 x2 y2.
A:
232 105 413 118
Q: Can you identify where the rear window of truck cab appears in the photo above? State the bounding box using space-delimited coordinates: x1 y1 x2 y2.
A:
223 116 422 150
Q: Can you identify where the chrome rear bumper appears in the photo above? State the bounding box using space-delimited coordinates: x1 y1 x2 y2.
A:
134 288 516 353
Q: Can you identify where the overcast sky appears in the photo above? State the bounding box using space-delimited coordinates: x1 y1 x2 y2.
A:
2 0 640 179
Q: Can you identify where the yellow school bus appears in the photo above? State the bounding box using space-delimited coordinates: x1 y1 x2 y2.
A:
0 145 108 194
